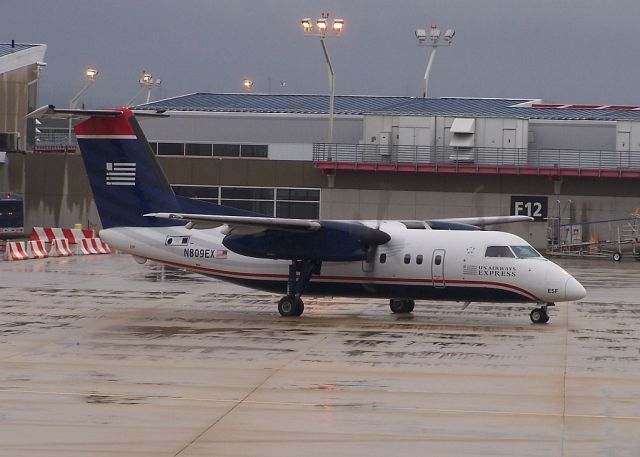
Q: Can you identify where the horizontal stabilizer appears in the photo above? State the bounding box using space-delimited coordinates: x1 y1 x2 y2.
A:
27 105 123 119
27 105 169 120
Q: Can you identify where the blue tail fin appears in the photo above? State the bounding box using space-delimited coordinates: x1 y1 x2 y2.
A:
75 108 182 228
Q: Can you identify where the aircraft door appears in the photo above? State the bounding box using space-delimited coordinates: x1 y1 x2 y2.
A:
432 249 445 288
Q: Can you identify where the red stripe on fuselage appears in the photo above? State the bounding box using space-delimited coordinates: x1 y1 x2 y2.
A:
74 107 134 136
140 256 541 301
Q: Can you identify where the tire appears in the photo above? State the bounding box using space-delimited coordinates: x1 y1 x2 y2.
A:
390 299 404 314
293 298 304 316
530 308 543 324
612 252 622 262
406 300 415 313
278 296 296 317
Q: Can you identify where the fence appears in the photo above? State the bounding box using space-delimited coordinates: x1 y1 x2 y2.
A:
313 143 640 175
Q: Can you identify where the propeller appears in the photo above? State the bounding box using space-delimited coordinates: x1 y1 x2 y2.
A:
365 189 391 263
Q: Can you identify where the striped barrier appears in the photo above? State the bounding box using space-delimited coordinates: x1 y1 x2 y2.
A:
97 238 112 254
76 238 111 255
26 240 49 259
49 239 74 257
31 227 94 244
3 241 29 261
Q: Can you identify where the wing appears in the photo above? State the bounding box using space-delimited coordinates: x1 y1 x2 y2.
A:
145 212 390 262
145 212 321 232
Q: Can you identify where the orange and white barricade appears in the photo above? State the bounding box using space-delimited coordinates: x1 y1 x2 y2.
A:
49 239 74 257
4 241 29 261
96 238 112 254
26 240 49 259
76 238 111 255
31 227 94 244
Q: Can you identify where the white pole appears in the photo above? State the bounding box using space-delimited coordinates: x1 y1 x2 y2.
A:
68 79 95 145
423 45 438 98
320 37 335 157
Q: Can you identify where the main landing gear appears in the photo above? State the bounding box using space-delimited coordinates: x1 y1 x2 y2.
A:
278 260 321 317
389 298 415 314
530 303 553 324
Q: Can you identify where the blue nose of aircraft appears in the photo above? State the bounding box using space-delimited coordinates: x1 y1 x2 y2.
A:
565 276 586 301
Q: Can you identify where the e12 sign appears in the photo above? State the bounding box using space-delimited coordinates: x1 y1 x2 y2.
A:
511 196 548 221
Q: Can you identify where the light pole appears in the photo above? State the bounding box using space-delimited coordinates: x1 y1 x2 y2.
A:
127 71 162 107
301 13 344 162
415 23 454 98
68 66 98 146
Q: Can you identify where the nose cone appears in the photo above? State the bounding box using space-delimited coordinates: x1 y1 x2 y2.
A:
565 276 586 301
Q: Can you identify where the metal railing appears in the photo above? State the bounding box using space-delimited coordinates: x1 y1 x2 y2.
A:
312 143 640 172
34 129 77 152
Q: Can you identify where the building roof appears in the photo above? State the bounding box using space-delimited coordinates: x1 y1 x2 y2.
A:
0 43 46 74
136 92 640 122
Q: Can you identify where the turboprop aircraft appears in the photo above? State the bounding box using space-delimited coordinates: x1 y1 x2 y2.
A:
29 105 586 323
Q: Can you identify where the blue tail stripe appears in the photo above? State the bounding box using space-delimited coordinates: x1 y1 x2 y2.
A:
79 137 181 228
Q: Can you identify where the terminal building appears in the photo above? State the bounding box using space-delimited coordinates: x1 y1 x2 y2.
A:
127 93 640 248
2 51 640 249
0 42 46 153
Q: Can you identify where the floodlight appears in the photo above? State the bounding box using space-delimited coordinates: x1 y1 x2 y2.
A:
444 28 455 43
415 29 427 41
317 18 327 33
430 27 441 42
85 67 98 80
332 19 344 33
140 72 153 85
243 79 254 90
301 18 313 32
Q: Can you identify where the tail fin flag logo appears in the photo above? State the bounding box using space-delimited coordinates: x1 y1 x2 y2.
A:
106 162 136 186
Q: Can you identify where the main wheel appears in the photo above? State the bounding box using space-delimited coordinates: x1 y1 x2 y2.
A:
390 299 414 314
278 296 297 317
613 251 622 262
292 298 304 316
390 299 405 314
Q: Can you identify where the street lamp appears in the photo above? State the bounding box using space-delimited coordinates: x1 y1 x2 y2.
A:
301 13 344 162
416 22 455 97
68 66 99 145
127 71 162 106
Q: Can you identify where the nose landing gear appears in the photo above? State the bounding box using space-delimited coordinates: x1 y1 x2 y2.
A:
530 303 552 324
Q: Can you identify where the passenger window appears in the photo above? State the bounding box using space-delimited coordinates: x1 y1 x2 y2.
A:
434 255 442 265
379 253 387 264
404 254 411 264
416 254 423 265
485 246 515 258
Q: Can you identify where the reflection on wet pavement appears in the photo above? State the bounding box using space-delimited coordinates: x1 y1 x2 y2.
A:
1 254 640 456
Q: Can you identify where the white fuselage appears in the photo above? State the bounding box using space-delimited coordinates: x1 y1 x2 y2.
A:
100 221 586 304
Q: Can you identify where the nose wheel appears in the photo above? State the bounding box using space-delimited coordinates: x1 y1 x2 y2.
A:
390 299 415 314
530 304 551 324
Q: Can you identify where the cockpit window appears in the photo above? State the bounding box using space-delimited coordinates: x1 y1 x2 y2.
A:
510 245 541 258
485 246 515 258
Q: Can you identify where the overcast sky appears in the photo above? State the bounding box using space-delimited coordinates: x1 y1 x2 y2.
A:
5 0 640 108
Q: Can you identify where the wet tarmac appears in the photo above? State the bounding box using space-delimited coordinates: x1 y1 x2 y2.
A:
1 253 640 456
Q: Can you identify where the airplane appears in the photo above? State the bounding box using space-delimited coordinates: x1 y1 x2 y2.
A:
29 105 587 323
